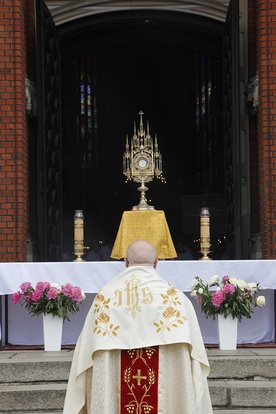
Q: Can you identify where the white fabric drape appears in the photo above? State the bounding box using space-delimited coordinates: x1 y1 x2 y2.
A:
1 260 275 345
1 259 276 295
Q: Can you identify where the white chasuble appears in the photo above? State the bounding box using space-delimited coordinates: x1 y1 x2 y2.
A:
63 266 213 414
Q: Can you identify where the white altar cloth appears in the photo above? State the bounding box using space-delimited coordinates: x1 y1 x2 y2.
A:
1 259 276 294
0 260 275 346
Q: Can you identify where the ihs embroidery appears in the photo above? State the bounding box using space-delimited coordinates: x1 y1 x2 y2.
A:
93 293 120 338
154 286 187 334
114 274 153 318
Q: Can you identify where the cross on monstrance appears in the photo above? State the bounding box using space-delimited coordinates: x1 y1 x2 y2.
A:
123 111 162 210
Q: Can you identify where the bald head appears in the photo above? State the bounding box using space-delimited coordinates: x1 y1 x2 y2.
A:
125 239 157 268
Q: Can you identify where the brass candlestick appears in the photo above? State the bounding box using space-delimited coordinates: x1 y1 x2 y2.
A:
123 111 162 210
199 207 211 260
74 210 85 262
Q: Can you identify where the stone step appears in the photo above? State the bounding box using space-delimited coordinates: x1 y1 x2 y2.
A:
0 352 69 412
4 411 275 414
214 411 276 413
0 349 276 412
1 379 275 412
2 350 276 382
0 350 72 380
0 360 70 383
0 383 66 413
208 356 276 379
2 411 275 414
207 348 276 373
210 380 276 409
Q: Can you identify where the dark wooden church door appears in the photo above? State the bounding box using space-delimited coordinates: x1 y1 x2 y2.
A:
224 0 241 259
34 0 241 261
36 0 62 261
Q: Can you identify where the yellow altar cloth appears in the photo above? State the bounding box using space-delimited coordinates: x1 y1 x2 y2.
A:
111 210 177 259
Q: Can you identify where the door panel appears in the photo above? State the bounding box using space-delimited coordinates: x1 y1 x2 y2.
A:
36 0 62 261
224 0 241 259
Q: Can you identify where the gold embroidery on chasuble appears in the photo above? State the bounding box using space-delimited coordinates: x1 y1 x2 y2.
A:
114 274 153 318
93 293 120 337
154 285 188 334
92 277 187 340
121 347 159 414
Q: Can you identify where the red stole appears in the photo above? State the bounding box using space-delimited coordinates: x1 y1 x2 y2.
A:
121 346 159 414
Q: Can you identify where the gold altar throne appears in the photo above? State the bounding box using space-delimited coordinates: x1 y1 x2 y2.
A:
111 210 176 259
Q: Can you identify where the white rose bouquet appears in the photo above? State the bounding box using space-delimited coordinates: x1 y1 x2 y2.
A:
190 275 265 322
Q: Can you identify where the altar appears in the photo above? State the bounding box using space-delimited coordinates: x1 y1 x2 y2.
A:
0 260 275 347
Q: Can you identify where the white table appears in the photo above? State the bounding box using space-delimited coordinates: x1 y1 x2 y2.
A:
0 260 275 346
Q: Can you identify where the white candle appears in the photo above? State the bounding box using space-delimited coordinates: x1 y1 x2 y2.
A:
74 210 84 241
200 207 210 239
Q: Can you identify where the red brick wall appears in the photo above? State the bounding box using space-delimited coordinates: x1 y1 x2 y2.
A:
0 0 28 261
257 0 276 258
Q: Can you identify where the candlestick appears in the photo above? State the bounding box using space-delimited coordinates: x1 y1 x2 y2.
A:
74 210 85 262
200 207 211 260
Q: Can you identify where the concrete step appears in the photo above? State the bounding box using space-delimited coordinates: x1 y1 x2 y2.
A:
2 350 276 382
1 382 276 413
214 411 276 413
207 349 276 411
0 410 61 414
0 351 71 383
0 348 276 412
207 348 276 379
210 380 276 409
0 351 70 413
0 383 66 413
5 410 275 414
208 355 276 379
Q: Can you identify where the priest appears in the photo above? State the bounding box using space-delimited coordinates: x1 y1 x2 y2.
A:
63 239 213 414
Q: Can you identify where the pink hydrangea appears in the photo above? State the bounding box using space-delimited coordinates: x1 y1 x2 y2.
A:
20 282 32 292
46 287 59 300
11 291 22 304
31 291 42 302
222 283 235 294
211 290 225 307
36 281 50 292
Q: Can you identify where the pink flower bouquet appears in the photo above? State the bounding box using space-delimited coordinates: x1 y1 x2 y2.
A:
190 275 265 322
12 281 86 321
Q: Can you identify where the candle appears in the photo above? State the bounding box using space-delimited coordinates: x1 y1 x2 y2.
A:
200 207 210 239
74 210 84 241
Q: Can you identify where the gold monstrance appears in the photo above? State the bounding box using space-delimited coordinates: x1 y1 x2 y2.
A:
123 111 162 210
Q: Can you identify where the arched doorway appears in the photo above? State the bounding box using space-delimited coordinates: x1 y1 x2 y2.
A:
59 11 226 260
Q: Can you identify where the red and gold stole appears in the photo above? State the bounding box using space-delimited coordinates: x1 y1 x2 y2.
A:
121 346 159 414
